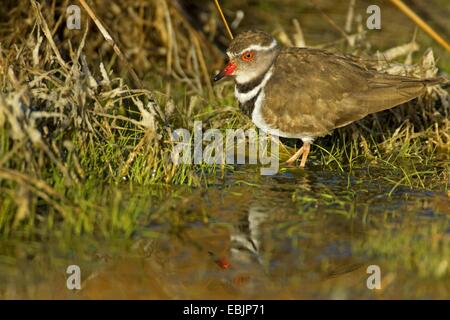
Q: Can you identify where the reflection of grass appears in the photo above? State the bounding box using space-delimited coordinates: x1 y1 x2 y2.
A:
354 208 450 280
288 171 449 282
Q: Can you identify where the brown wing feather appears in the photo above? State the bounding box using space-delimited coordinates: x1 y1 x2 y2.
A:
262 48 443 137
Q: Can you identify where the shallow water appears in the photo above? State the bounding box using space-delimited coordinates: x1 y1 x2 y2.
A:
1 165 449 299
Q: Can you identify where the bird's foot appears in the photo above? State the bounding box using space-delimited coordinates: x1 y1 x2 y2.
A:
285 146 304 165
284 142 312 168
299 143 311 168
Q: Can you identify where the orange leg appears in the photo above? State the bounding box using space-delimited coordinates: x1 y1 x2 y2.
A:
286 146 304 165
299 142 311 168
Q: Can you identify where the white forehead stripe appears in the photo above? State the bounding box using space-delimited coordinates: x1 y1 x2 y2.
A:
227 39 277 58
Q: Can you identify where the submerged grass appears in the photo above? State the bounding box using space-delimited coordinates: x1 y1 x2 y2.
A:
0 0 449 238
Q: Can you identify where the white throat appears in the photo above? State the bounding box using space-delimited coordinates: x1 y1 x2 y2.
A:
235 71 262 84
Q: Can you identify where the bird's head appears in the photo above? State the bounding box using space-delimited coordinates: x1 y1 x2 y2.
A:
213 30 280 84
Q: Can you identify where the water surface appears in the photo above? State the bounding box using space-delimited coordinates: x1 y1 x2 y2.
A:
1 165 448 299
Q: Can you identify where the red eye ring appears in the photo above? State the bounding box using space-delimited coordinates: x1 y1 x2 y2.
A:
241 51 255 62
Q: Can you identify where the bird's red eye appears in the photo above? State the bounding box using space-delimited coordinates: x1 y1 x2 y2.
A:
241 51 254 62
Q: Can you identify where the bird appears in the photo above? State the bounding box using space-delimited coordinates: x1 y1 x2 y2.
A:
213 30 448 168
